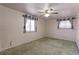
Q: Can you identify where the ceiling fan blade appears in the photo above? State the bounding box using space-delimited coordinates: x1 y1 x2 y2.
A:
38 10 45 13
51 12 58 14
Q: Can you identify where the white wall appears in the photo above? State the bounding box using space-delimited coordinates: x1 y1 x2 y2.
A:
0 5 45 51
0 7 4 51
46 19 77 41
76 13 79 48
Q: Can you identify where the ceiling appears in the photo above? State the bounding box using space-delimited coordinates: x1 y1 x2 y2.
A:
1 3 79 19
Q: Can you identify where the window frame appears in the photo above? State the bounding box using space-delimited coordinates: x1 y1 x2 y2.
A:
23 16 37 33
57 19 74 29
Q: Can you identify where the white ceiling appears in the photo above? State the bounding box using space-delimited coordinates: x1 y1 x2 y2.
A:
1 3 79 19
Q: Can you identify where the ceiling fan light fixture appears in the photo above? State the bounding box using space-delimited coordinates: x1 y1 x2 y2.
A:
44 14 50 17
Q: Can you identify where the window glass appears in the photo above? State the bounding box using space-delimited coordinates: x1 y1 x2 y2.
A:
59 20 72 29
26 19 36 32
26 19 31 31
31 20 35 31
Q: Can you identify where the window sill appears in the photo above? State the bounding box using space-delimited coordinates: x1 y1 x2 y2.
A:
57 28 73 29
24 31 37 33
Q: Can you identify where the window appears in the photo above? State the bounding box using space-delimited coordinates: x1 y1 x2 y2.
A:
59 20 72 29
58 19 73 29
23 15 38 33
26 19 36 32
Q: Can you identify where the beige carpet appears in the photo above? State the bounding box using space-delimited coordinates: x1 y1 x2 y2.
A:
0 37 79 55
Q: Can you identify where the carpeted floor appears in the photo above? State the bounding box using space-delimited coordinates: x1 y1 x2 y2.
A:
0 37 79 55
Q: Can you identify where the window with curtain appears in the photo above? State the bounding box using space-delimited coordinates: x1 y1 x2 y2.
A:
26 19 36 32
23 15 37 33
59 20 72 29
57 19 73 29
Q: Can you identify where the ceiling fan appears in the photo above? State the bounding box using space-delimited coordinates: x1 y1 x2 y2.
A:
38 8 58 17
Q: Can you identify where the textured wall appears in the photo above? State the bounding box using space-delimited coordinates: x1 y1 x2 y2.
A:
0 5 45 51
46 19 77 41
76 13 79 48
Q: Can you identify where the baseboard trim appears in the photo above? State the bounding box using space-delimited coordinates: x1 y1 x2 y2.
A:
46 36 76 42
